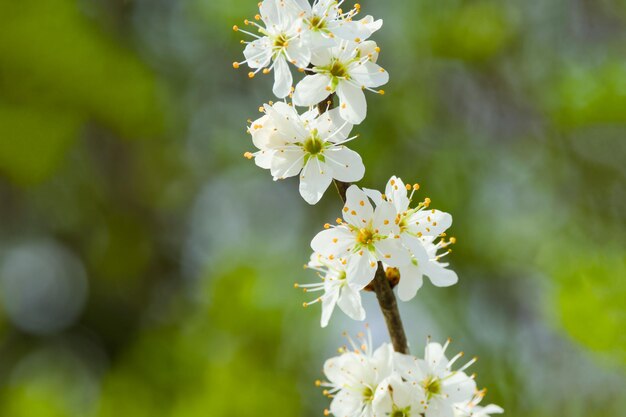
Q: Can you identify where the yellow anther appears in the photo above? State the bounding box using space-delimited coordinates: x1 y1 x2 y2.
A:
378 89 385 95
315 380 322 386
294 283 299 288
375 46 381 53
248 72 255 78
244 19 250 25
255 14 261 20
413 183 420 190
354 37 361 42
232 62 240 69
332 238 338 243
258 106 264 112
262 68 270 74
405 184 411 191
324 223 331 229
384 220 389 225
243 152 254 159
359 200 365 206
450 237 457 244
233 25 239 31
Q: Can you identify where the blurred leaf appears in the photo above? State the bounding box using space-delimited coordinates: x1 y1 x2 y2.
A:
0 103 81 185
0 0 163 139
427 2 515 63
547 63 626 128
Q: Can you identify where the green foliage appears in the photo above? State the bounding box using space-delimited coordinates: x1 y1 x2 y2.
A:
426 2 515 63
0 0 163 185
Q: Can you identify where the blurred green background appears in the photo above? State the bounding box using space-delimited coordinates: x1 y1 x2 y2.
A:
0 0 625 416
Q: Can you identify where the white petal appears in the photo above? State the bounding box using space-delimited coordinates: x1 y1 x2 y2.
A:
285 42 311 68
350 61 389 88
272 56 293 98
343 185 374 227
407 209 453 237
313 107 353 143
270 149 305 179
397 263 424 301
375 237 411 267
293 74 332 106
243 37 272 69
254 149 274 169
299 158 333 205
310 227 354 257
320 288 340 327
373 201 398 235
422 262 458 287
362 188 383 206
336 285 365 321
346 251 377 287
336 81 367 124
357 40 379 62
325 147 365 183
385 176 410 213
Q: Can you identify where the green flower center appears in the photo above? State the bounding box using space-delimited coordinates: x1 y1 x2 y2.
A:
309 15 326 29
391 408 411 417
329 59 348 78
273 33 289 48
362 386 375 402
303 133 324 155
423 376 441 399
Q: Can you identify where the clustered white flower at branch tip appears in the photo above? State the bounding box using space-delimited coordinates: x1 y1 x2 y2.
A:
318 331 503 417
234 1 503 416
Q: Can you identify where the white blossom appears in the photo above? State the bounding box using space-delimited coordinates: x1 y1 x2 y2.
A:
365 176 458 302
293 41 388 124
297 253 366 327
454 393 504 417
311 184 411 286
245 101 365 204
293 1 382 49
234 0 311 98
319 332 394 417
372 373 427 417
393 339 477 417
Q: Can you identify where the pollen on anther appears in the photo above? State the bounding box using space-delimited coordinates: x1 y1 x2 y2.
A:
243 152 254 159
248 72 255 78
332 238 338 243
336 217 343 224
324 223 331 229
405 184 411 191
232 62 240 69
359 200 365 206
351 210 356 215
378 89 385 95
232 25 239 31
262 68 270 74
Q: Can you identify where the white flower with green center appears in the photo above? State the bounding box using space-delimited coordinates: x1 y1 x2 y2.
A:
394 340 477 417
319 333 393 417
292 0 382 49
454 392 504 417
296 252 366 327
292 41 389 124
245 101 365 204
234 0 311 98
372 373 427 417
311 185 411 286
365 176 458 301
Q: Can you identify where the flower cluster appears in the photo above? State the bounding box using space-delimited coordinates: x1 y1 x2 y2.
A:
299 175 457 326
235 2 503 417
319 333 503 417
237 0 388 204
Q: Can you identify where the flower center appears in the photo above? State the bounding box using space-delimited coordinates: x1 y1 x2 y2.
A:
273 33 289 48
391 408 411 417
362 386 375 403
329 59 348 78
357 228 375 245
423 376 441 399
303 133 324 155
309 15 326 29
